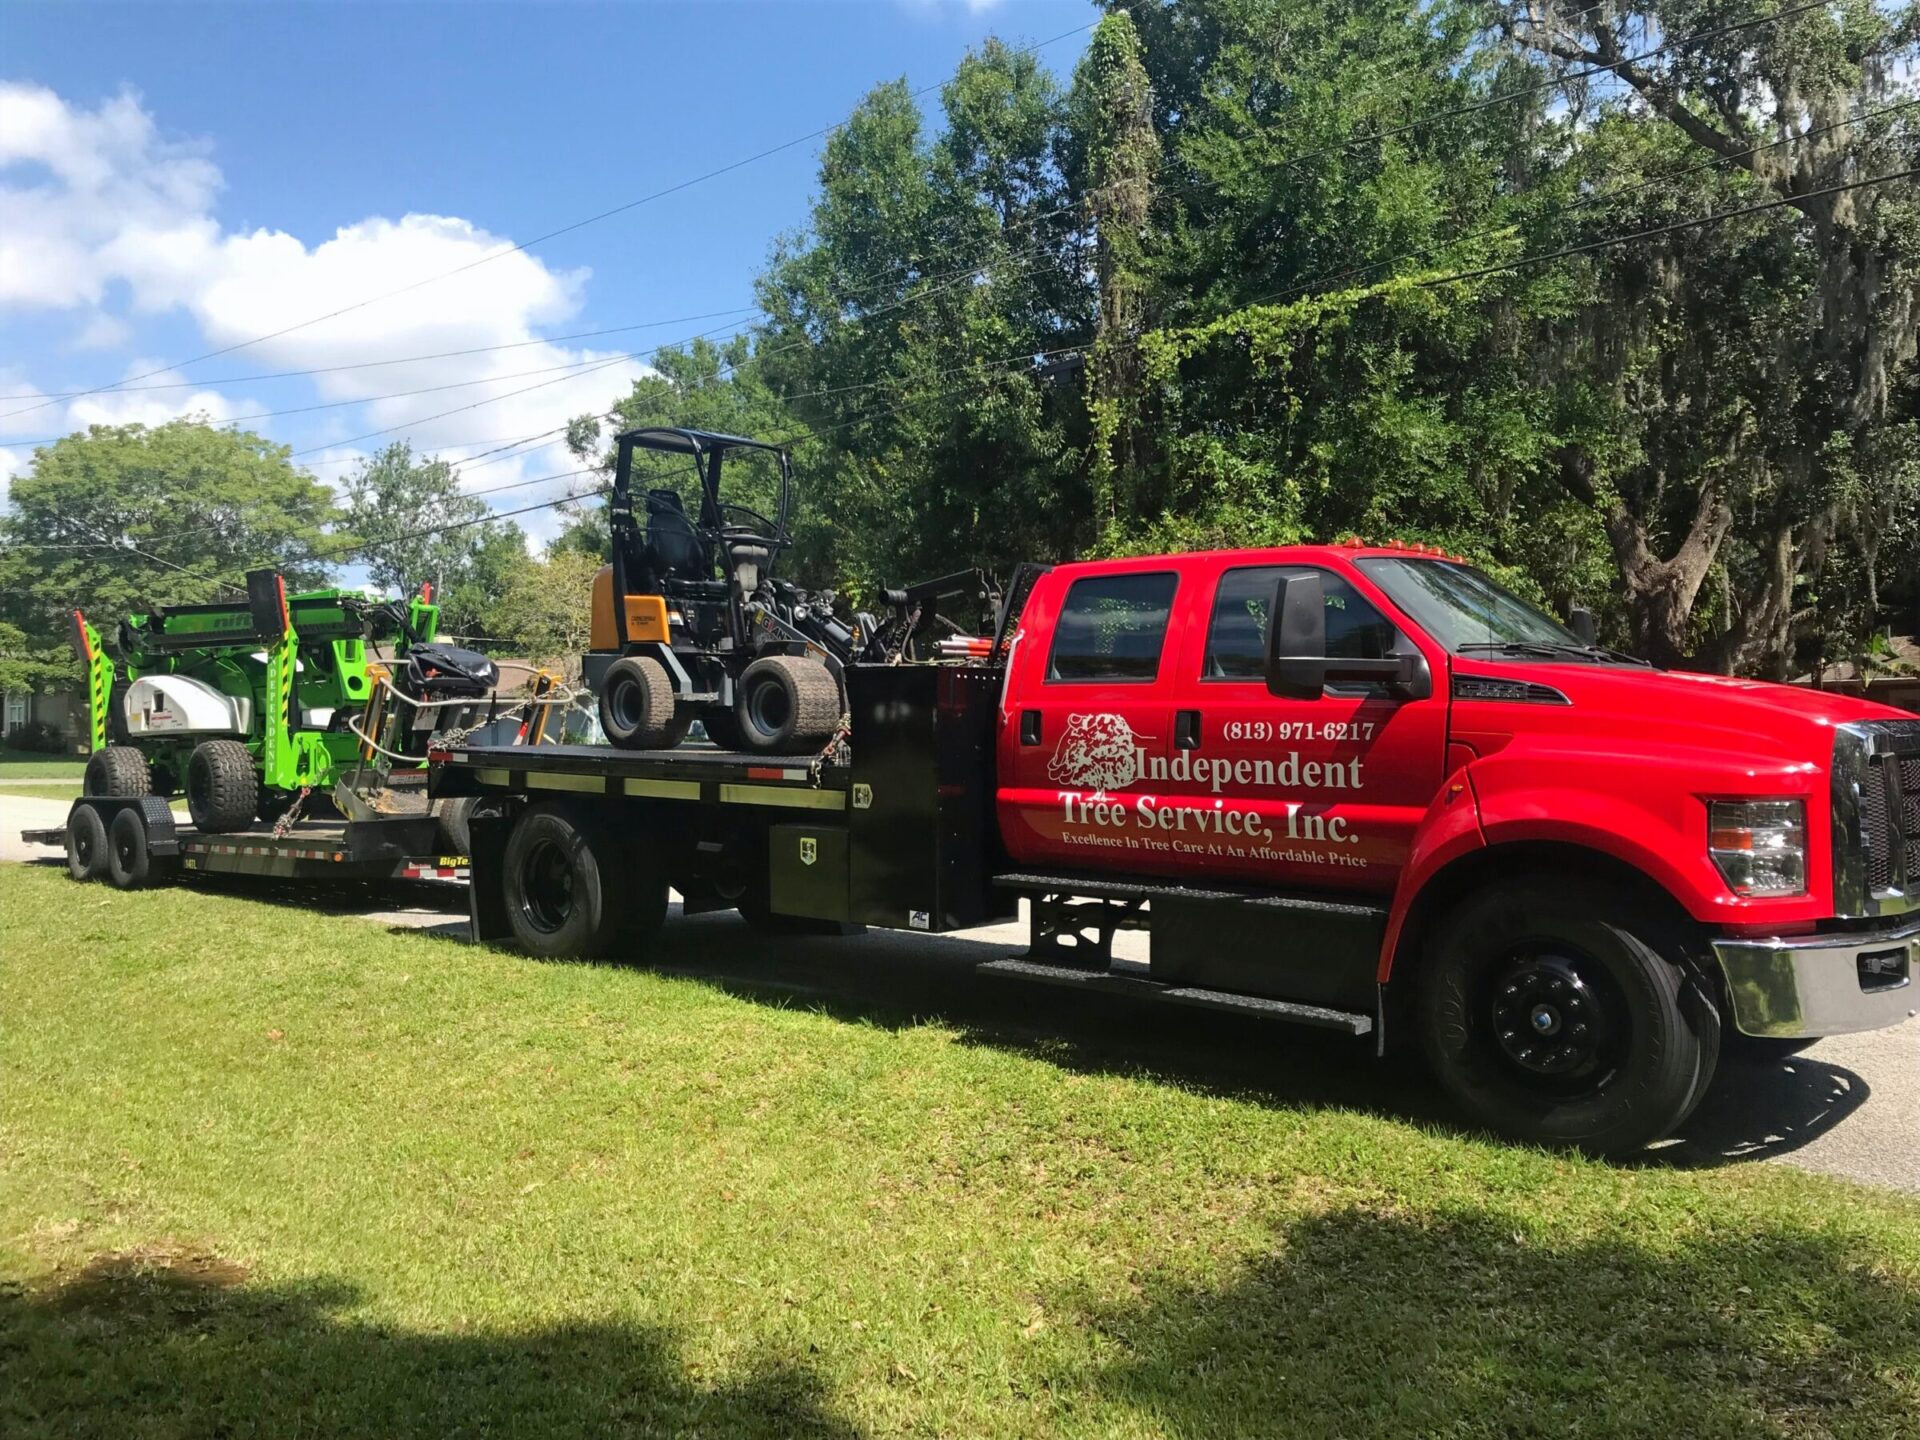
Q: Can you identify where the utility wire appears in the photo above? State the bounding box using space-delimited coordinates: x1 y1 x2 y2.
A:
7 16 1100 420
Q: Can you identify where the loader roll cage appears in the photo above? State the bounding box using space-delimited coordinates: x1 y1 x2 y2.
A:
607 427 796 651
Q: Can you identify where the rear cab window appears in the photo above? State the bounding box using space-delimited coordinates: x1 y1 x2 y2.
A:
1048 572 1179 682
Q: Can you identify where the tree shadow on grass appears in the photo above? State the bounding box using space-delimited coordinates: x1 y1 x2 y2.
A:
0 1248 860 1440
1070 1207 1920 1439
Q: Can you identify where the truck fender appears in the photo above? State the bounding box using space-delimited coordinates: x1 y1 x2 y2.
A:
1378 766 1486 983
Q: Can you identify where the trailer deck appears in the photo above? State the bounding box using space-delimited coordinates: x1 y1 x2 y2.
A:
26 798 467 888
433 740 851 811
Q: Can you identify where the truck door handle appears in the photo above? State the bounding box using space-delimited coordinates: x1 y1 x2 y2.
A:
1174 710 1201 750
1020 710 1042 746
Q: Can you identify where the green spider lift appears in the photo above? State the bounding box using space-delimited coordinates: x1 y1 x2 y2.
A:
72 570 443 833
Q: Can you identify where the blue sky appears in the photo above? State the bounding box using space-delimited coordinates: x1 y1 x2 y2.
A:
0 0 1093 537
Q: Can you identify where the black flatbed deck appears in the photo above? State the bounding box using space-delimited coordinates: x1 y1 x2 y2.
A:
435 741 850 811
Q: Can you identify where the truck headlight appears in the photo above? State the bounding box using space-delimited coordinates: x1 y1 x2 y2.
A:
1708 799 1807 897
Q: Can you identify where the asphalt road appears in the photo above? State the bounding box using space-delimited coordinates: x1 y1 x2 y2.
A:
6 790 1916 1192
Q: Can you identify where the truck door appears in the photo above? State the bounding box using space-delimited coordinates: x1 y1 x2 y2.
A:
996 568 1183 871
1150 561 1447 891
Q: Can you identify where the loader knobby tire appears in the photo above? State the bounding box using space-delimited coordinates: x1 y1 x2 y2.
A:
106 807 154 890
186 740 259 834
65 804 109 882
735 655 841 754
1416 876 1720 1157
600 656 680 750
85 745 150 798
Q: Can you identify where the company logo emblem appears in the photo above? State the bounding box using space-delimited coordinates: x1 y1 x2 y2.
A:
799 837 817 866
1047 713 1146 794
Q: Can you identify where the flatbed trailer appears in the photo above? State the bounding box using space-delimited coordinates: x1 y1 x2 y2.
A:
27 795 468 890
436 662 1387 1036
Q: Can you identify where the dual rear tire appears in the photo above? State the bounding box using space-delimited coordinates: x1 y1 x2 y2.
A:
501 802 668 960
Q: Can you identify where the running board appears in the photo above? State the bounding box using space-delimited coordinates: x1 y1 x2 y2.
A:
976 957 1373 1036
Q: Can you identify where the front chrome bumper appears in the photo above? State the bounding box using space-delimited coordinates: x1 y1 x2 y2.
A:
1713 918 1920 1038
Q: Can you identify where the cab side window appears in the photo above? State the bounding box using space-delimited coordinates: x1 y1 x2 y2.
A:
1204 566 1398 679
1048 572 1179 682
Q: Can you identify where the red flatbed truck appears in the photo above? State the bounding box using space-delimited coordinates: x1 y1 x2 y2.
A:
436 541 1920 1155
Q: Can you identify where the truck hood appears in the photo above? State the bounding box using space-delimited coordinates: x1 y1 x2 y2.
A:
1452 658 1916 763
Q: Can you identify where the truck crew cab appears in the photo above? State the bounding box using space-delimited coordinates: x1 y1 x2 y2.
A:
441 540 1919 1155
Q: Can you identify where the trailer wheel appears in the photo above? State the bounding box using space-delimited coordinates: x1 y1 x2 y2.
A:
600 656 681 750
186 740 260 834
84 745 150 797
105 807 154 890
502 803 639 959
435 796 476 856
65 804 109 882
1416 877 1720 1156
735 655 841 754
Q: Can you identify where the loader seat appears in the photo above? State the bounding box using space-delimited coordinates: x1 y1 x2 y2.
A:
645 489 709 580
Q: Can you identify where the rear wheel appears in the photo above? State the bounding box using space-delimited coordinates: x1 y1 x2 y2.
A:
105 807 153 890
1416 877 1720 1156
599 656 680 750
84 745 150 798
502 803 665 959
735 655 841 755
65 804 109 882
186 740 259 833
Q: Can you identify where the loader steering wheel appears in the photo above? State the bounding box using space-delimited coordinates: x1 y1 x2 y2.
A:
716 502 785 547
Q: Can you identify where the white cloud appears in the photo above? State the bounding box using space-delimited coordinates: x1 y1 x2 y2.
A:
0 83 220 312
68 312 131 350
0 446 24 510
63 364 246 432
0 83 656 483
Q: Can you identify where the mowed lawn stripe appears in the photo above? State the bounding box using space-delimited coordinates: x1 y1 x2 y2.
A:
2 864 1917 1438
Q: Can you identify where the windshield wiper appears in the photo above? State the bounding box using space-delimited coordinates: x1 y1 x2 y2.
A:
1457 641 1652 667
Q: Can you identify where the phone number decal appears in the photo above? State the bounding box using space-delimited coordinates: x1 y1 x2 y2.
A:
1222 719 1376 742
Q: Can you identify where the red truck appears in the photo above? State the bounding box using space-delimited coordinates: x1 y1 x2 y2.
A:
437 541 1919 1155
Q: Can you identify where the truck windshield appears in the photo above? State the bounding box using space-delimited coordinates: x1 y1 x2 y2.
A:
1356 556 1613 659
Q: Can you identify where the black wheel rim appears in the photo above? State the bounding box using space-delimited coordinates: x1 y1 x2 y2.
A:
608 678 641 733
1485 946 1627 1096
518 837 575 934
74 827 95 868
745 678 790 737
114 829 136 873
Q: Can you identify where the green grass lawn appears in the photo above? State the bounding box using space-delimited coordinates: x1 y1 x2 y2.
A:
0 753 85 777
2 863 1917 1439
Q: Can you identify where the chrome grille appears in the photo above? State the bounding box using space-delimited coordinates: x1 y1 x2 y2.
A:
1834 721 1920 918
1862 766 1893 893
1901 755 1920 887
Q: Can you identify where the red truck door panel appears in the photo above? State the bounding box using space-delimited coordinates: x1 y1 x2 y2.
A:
1158 561 1448 890
998 568 1184 868
998 558 1448 892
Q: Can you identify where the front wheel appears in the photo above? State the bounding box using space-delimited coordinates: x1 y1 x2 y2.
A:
1416 877 1720 1156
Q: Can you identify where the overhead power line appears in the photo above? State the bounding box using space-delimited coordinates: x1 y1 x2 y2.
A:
7 16 1101 421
